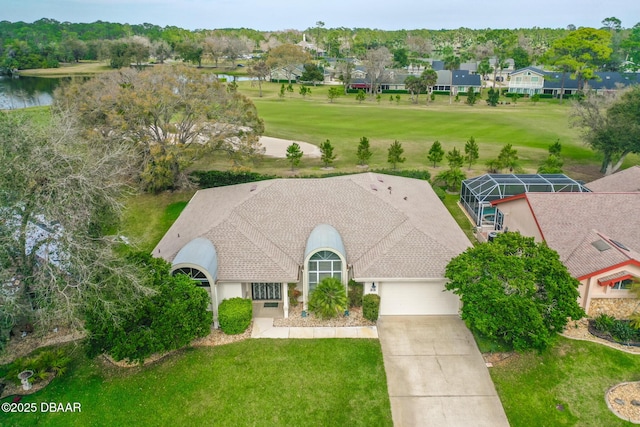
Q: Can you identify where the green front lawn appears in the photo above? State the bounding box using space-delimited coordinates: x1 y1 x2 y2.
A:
119 191 194 252
490 336 640 427
1 340 391 427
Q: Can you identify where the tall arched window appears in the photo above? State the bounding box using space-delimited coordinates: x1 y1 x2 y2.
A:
173 267 210 287
308 250 342 293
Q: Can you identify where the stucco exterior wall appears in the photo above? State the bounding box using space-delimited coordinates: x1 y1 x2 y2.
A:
580 264 640 316
495 199 544 241
217 282 243 302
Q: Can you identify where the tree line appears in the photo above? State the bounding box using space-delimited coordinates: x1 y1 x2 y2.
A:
2 17 640 73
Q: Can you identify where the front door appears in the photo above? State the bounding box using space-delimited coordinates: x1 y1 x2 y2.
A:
251 283 281 300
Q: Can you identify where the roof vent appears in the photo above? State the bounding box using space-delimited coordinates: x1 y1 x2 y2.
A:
377 176 384 182
370 184 378 191
592 240 611 252
611 239 630 251
250 184 257 192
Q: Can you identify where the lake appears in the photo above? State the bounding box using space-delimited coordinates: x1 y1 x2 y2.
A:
0 73 255 110
0 76 62 110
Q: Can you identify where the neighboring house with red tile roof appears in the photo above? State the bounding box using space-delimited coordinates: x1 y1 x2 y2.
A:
491 193 640 316
586 166 640 193
154 173 472 325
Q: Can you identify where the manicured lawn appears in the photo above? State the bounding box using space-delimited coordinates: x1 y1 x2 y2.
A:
119 191 194 252
1 340 391 427
228 80 640 181
442 193 476 243
490 336 640 427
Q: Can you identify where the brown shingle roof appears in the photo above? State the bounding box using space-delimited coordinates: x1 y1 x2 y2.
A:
586 166 640 193
153 173 472 282
524 193 640 278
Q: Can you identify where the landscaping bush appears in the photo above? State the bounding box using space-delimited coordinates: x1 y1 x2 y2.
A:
288 283 301 307
84 252 212 363
5 347 71 386
432 185 446 200
348 279 364 308
370 169 430 181
190 170 276 189
611 320 637 343
363 294 381 321
309 277 348 319
593 313 616 332
218 298 253 335
590 314 640 344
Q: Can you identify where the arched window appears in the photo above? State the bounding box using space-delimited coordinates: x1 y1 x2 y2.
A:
173 267 210 287
308 250 342 293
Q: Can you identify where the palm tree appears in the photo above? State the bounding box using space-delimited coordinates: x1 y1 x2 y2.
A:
444 55 461 104
421 69 438 103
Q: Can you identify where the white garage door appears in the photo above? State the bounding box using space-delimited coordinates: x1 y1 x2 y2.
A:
379 281 460 315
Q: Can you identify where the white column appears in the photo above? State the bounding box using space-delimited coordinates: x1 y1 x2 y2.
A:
283 282 289 318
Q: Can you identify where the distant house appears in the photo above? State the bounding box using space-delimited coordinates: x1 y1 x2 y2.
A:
269 64 304 83
381 70 412 91
506 67 545 96
491 192 640 317
297 34 325 56
508 66 639 96
433 70 482 95
489 58 515 75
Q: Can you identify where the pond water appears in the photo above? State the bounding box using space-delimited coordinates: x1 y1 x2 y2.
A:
0 76 63 110
0 73 255 110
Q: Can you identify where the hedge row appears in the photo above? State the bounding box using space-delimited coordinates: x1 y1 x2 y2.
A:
190 169 432 189
190 170 276 189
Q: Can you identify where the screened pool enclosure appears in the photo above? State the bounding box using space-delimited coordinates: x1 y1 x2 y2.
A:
460 174 589 227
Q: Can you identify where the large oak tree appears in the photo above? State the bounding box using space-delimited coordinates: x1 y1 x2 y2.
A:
571 85 640 175
0 111 146 348
54 65 264 192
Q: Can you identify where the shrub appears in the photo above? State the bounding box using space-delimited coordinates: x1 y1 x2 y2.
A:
5 347 71 386
370 169 430 181
84 252 212 363
190 170 276 189
288 283 301 307
611 320 637 343
363 294 381 321
348 280 364 308
432 185 446 200
593 313 616 332
218 297 252 335
309 277 348 319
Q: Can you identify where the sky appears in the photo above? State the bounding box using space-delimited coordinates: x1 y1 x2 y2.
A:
5 0 640 31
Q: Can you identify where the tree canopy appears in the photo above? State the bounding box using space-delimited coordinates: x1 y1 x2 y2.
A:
571 85 640 174
0 110 143 348
54 65 264 192
445 232 584 351
543 27 612 101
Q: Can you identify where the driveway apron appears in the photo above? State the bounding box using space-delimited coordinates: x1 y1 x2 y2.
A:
378 316 509 427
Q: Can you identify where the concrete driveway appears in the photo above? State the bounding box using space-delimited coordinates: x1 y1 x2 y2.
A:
378 316 509 427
